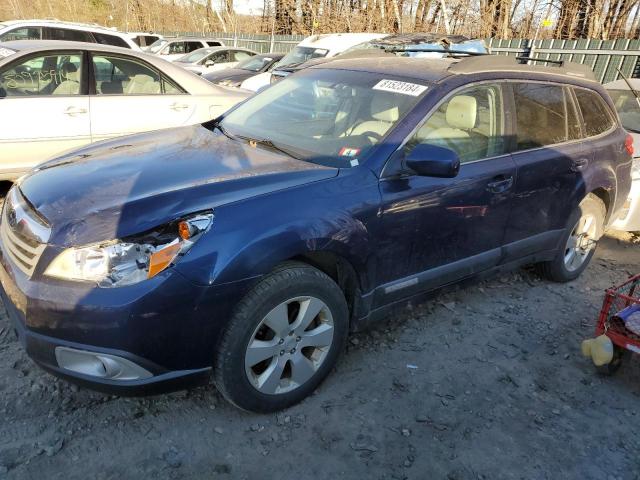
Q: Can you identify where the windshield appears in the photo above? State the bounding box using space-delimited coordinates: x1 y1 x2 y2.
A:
609 89 640 133
147 39 168 53
277 46 329 68
238 55 273 72
221 70 427 167
176 49 213 63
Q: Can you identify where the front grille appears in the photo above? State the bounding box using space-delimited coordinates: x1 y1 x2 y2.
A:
0 188 49 277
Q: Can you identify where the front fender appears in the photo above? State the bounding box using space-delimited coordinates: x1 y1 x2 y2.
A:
174 168 381 292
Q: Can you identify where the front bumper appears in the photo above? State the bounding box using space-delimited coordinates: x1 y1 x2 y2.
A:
0 252 255 395
610 178 640 232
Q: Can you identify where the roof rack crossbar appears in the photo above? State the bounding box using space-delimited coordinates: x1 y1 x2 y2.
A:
516 56 564 65
382 47 487 57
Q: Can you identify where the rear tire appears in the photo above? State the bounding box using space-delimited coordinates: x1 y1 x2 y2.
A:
214 262 349 413
537 194 606 282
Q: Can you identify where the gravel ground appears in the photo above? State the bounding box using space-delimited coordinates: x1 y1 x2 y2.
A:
0 231 639 480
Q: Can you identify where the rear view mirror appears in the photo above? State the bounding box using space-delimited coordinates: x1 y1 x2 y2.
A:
405 143 460 178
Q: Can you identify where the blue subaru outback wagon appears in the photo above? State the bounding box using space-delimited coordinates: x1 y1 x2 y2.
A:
0 55 632 412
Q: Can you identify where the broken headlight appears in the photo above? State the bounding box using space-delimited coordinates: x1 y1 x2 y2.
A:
44 213 213 287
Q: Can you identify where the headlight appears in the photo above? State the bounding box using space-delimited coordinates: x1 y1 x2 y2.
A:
44 212 213 287
632 158 640 180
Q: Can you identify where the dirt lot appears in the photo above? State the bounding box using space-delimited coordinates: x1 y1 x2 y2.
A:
1 231 639 480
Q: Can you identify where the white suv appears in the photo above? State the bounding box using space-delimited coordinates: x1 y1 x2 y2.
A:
0 20 140 50
147 37 225 62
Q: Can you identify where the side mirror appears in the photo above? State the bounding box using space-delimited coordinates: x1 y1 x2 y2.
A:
204 59 215 67
405 143 460 178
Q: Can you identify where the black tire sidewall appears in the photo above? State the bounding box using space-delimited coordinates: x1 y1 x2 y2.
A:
214 265 348 413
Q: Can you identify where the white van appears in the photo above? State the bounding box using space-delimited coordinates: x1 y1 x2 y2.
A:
240 33 388 92
0 19 140 50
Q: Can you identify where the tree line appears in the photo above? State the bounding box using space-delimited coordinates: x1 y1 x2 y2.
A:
2 0 639 39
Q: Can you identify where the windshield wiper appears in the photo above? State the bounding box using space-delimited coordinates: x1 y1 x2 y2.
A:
235 135 301 160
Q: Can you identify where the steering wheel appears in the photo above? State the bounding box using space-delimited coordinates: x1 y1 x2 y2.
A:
358 131 383 144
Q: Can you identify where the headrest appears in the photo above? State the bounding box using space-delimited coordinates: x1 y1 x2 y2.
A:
61 63 79 82
446 95 477 130
127 74 155 94
371 94 399 123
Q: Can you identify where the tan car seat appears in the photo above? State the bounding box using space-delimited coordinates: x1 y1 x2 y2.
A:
348 94 400 140
52 63 80 95
424 95 477 159
126 74 161 95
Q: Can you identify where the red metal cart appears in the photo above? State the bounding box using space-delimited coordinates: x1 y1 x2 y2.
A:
594 273 640 374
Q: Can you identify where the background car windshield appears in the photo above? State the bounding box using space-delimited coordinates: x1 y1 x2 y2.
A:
147 39 167 53
178 49 214 63
609 89 640 133
238 56 270 71
221 70 425 167
277 46 329 67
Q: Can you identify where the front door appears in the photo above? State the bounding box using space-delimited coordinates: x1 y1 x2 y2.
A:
376 83 515 305
0 51 91 178
89 53 196 141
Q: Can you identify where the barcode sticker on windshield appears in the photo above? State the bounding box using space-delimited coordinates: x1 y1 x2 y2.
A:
373 79 428 96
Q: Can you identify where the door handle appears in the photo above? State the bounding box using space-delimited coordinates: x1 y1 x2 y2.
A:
64 106 87 116
486 175 514 193
571 157 589 172
170 102 189 111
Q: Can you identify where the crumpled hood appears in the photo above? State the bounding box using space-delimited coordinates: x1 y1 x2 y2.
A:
19 125 337 246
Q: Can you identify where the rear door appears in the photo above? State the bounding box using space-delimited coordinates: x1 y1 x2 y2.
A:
0 51 90 177
502 82 587 261
88 52 197 141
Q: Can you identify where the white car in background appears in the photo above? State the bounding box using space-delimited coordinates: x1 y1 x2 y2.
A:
0 40 250 181
239 32 387 92
147 37 225 62
606 78 640 232
0 19 140 50
173 46 257 75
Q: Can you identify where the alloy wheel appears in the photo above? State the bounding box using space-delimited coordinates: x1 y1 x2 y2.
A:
564 213 598 271
244 296 334 395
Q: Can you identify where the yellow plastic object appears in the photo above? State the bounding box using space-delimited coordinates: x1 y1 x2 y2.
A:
581 335 614 367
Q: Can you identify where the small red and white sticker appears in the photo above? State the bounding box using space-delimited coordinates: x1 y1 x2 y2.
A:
339 147 361 157
373 79 428 96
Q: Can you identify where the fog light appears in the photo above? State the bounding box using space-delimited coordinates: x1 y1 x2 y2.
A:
55 347 153 381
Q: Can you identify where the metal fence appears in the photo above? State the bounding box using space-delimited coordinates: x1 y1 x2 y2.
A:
486 38 640 83
162 32 640 84
161 31 303 54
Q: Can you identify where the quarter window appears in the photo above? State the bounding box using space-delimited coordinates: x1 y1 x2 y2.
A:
406 84 506 163
0 53 83 97
93 32 130 49
574 89 614 137
513 83 572 150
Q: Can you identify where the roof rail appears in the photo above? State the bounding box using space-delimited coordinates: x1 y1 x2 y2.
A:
448 54 596 81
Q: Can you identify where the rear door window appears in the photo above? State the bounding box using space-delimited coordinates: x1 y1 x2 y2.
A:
231 50 253 62
185 41 203 53
44 27 94 43
206 41 223 47
573 88 615 137
513 83 573 150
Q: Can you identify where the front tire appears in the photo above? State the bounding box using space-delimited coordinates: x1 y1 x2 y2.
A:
214 262 349 412
537 194 606 282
